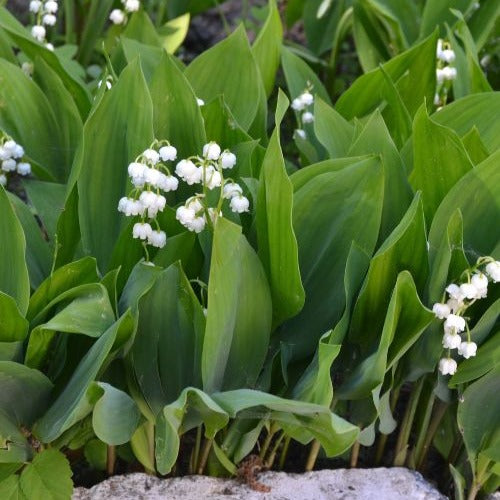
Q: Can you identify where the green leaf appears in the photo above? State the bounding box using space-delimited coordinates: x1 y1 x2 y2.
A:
419 0 474 38
0 410 31 464
0 362 52 426
83 439 107 472
132 263 205 415
457 367 500 467
160 14 190 54
0 293 28 344
25 284 115 369
281 46 331 104
0 8 90 119
313 98 354 159
213 389 359 457
149 53 206 158
256 92 305 327
0 475 27 500
432 93 500 153
119 37 164 83
252 0 283 97
468 0 500 50
461 127 489 166
347 110 413 242
336 30 437 119
428 149 500 259
33 314 131 442
123 11 162 46
185 26 262 131
202 218 272 393
155 388 229 475
278 157 384 362
78 59 154 272
19 449 73 500
91 382 141 445
409 104 473 223
0 188 30 315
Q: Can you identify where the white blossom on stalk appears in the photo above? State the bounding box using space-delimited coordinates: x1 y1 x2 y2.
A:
42 14 57 26
203 142 221 160
302 111 314 124
439 358 457 376
444 314 466 334
175 159 201 185
432 302 450 319
109 9 126 24
148 229 167 248
124 0 140 12
300 91 314 106
203 165 222 190
139 191 166 218
143 148 160 165
291 98 305 111
0 174 6 186
31 25 46 42
159 145 177 162
295 129 306 140
157 173 178 192
442 332 462 350
220 151 236 169
230 195 250 214
445 284 465 302
196 98 205 106
132 222 152 240
223 182 243 199
458 341 477 359
29 0 42 13
485 261 500 282
44 1 58 14
470 273 488 298
17 162 32 176
1 159 17 172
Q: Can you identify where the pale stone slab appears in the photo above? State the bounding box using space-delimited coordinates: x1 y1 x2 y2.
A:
74 468 446 500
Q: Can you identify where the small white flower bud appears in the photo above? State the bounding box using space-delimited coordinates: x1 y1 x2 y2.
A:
460 283 478 300
32 24 46 41
133 222 152 240
45 42 54 51
124 0 140 12
148 229 167 248
204 166 222 190
42 14 57 26
175 159 202 185
291 98 305 111
302 111 314 123
295 129 306 140
223 182 243 199
432 303 450 320
158 173 179 192
12 144 24 159
300 92 314 106
230 195 250 214
143 167 161 187
17 162 31 176
220 151 236 169
440 49 455 64
1 159 17 172
439 358 457 375
444 314 466 334
203 142 221 160
29 0 42 13
470 273 488 298
442 332 462 349
143 148 160 165
44 1 58 14
196 98 205 106
176 206 196 225
0 147 11 161
159 145 177 162
485 261 500 283
109 9 126 24
446 298 462 314
446 284 465 302
458 341 477 359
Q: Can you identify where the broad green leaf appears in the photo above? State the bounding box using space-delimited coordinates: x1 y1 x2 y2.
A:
278 157 384 362
0 8 90 118
32 57 83 179
212 389 359 457
313 98 354 158
132 263 205 415
348 194 429 352
348 110 413 243
0 362 52 426
91 382 140 445
461 127 489 165
26 284 115 369
78 59 154 272
468 0 500 50
336 31 437 119
432 93 500 153
120 37 164 84
83 439 107 472
410 104 473 223
419 0 474 38
0 293 28 343
0 188 29 315
457 367 500 466
160 14 190 54
0 410 31 464
202 218 272 393
281 46 331 104
149 53 206 158
428 150 500 259
7 194 52 290
19 449 73 500
0 475 26 500
338 271 433 399
256 92 305 327
123 11 162 46
252 0 283 97
33 313 132 442
155 388 229 474
27 257 99 322
185 26 261 131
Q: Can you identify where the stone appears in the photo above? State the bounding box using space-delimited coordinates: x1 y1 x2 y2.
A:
74 468 446 500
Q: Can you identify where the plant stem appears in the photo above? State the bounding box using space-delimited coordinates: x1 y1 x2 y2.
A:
415 400 448 470
106 445 116 476
374 433 388 465
190 426 202 475
259 427 275 460
197 437 213 475
350 440 361 468
412 389 436 470
467 482 481 500
394 378 424 466
279 436 291 470
146 420 155 474
305 440 321 472
265 431 285 469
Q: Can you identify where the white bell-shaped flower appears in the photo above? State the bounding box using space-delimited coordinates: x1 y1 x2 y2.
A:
17 162 31 176
148 230 167 248
124 0 140 12
159 145 177 162
175 159 202 185
158 173 179 192
300 91 314 106
230 195 250 214
220 151 236 169
133 222 152 240
442 332 462 349
203 166 222 190
302 111 314 124
291 98 305 111
470 273 488 298
143 148 160 165
42 14 57 26
485 261 500 283
44 1 58 14
128 162 147 187
458 341 477 359
109 9 126 24
444 314 466 334
1 159 17 172
29 0 42 13
203 142 221 160
223 182 243 199
439 358 457 375
432 303 450 319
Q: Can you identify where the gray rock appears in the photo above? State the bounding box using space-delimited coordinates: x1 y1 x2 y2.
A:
73 468 446 500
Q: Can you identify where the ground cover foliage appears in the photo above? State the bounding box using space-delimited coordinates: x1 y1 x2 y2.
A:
0 1 499 499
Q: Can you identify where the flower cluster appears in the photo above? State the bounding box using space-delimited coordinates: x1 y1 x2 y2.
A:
29 0 58 50
0 135 32 187
118 142 179 250
117 140 248 258
291 86 314 140
109 0 141 25
175 141 248 233
434 39 457 108
434 257 499 376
